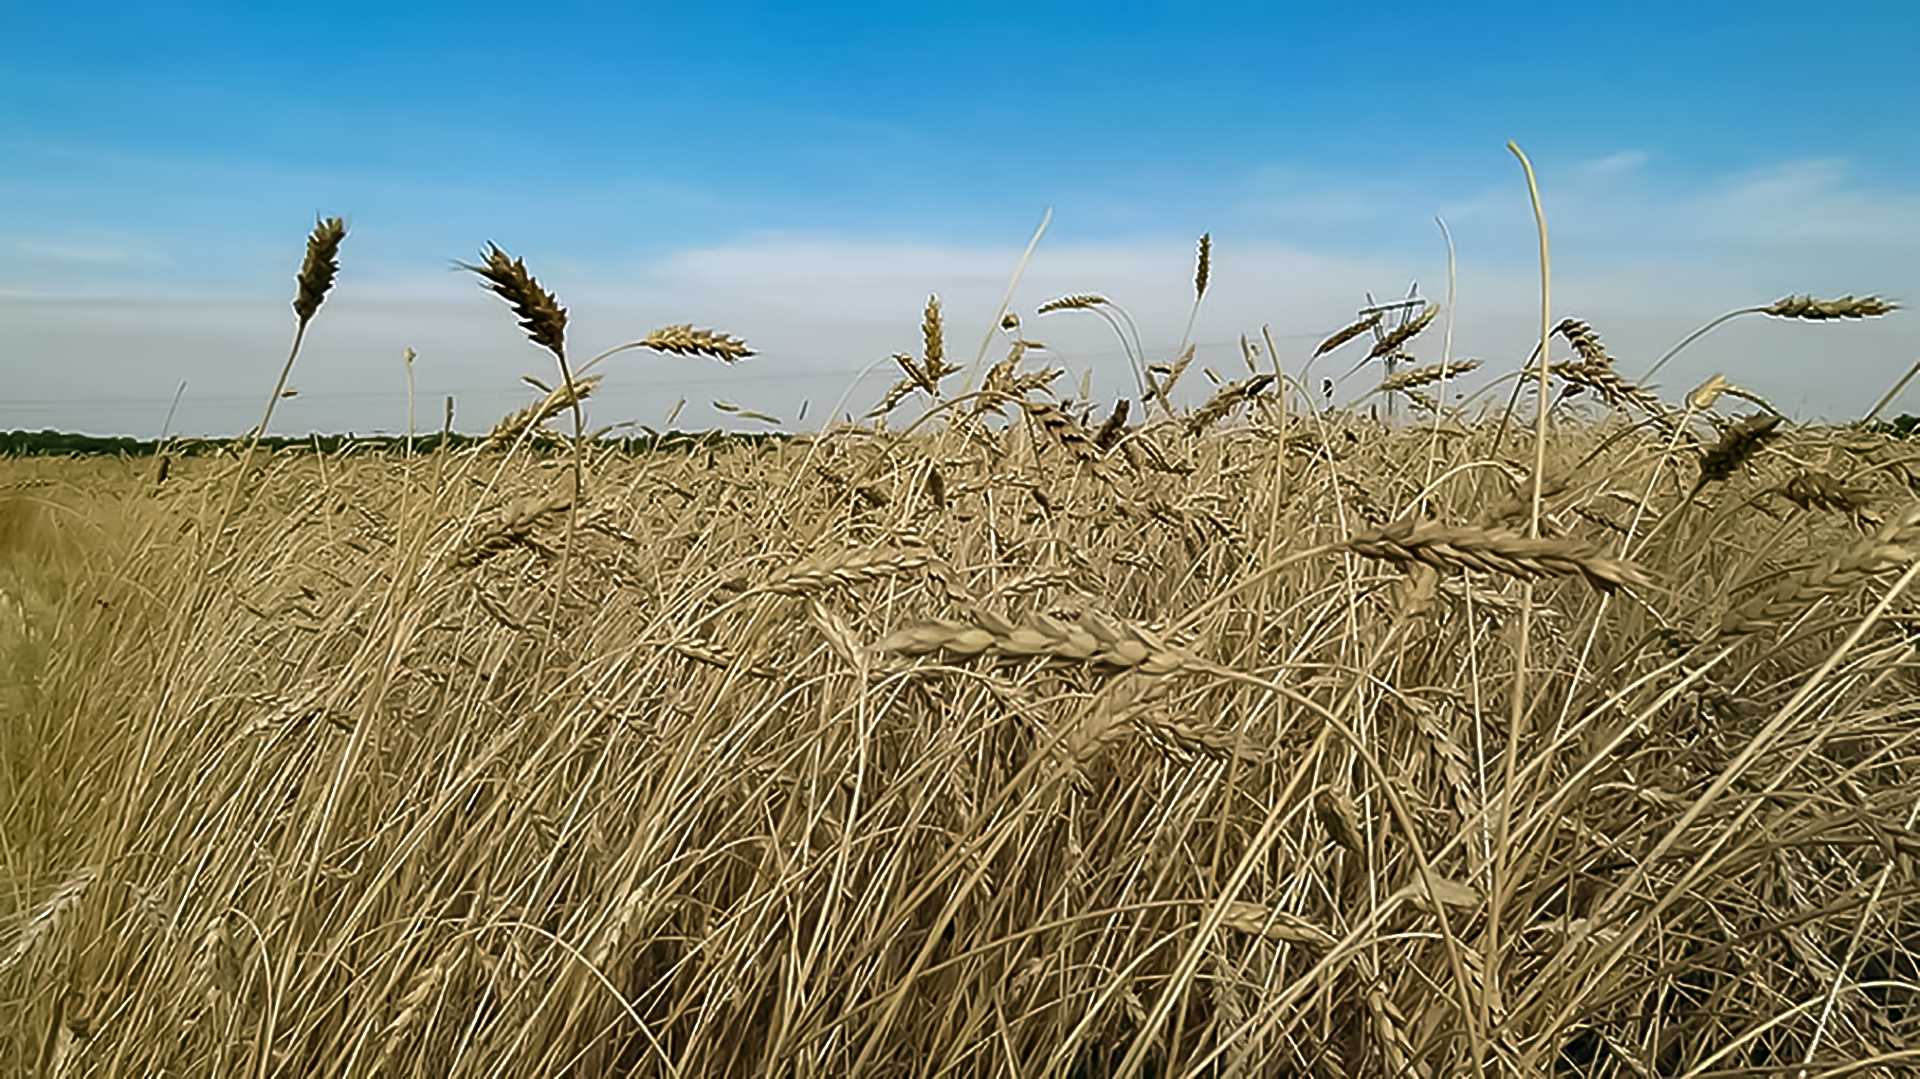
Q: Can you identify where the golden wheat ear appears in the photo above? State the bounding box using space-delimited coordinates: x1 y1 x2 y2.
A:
1344 519 1654 594
1378 360 1481 396
1762 294 1899 321
293 217 348 326
457 243 569 361
1696 413 1784 488
1554 318 1613 366
640 324 756 363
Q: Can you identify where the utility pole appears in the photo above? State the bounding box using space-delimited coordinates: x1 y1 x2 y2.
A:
1360 282 1426 420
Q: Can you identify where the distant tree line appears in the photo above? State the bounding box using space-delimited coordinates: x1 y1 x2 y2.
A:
5 417 1920 459
0 429 788 458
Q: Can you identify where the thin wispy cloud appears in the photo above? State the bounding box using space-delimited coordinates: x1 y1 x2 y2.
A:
1575 150 1651 178
13 237 169 267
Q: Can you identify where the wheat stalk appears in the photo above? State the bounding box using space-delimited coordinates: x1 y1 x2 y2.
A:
1215 903 1336 947
891 352 935 395
670 637 781 679
1146 344 1196 415
459 242 588 503
868 377 920 419
1722 383 1781 416
206 216 351 570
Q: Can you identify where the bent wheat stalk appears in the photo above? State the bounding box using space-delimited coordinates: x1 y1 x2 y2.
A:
1643 293 1899 382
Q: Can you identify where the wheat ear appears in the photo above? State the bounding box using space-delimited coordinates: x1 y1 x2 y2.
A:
1695 413 1784 488
1344 519 1653 594
1644 293 1899 381
641 324 756 363
1365 303 1439 362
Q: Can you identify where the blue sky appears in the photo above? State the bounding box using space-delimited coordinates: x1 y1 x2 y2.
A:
4 2 1918 434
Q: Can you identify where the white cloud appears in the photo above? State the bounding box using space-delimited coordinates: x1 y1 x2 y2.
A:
14 238 170 267
1695 158 1920 246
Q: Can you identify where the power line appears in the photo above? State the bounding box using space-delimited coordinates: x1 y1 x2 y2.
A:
0 330 1342 412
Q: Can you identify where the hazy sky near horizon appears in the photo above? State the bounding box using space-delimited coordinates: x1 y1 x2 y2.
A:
4 2 1918 435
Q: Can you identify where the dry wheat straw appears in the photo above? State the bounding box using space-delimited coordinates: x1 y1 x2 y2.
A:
670 637 781 678
892 351 935 394
868 377 919 418
1644 293 1900 381
1723 383 1781 415
1146 344 1197 412
1480 474 1571 529
1687 373 1731 411
1401 389 1441 413
1216 903 1336 947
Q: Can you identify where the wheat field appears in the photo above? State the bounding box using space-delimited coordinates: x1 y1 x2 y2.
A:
2 214 1918 1077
